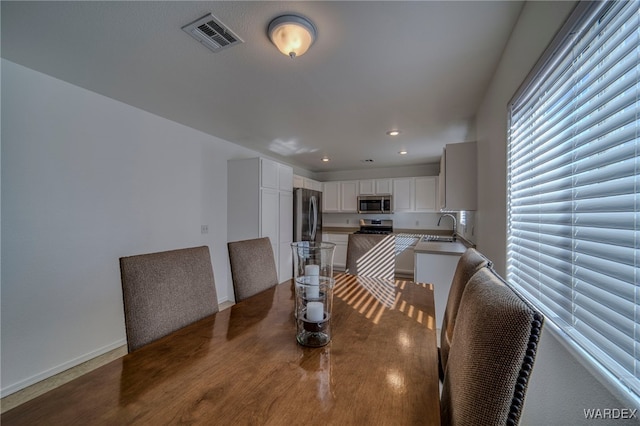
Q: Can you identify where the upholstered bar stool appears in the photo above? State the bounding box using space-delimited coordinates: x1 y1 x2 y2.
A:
440 267 544 425
439 248 492 379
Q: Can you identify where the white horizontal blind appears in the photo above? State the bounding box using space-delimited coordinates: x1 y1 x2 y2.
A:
507 0 639 404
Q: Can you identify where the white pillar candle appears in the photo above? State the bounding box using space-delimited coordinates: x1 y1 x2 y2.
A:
305 264 320 276
305 264 320 298
306 275 320 298
306 302 324 322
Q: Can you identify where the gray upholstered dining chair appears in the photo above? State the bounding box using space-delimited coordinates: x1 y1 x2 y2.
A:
345 233 395 279
439 248 492 380
119 245 219 352
440 267 544 426
227 237 279 302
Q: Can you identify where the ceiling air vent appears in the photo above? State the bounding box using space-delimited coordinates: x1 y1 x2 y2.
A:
182 13 243 53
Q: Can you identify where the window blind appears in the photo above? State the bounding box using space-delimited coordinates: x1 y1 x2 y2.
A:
507 0 639 404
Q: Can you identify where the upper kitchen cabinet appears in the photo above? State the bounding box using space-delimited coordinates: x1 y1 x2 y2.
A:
278 164 293 192
439 142 477 211
393 177 438 212
323 181 358 213
393 178 414 212
358 178 392 195
228 157 293 283
323 182 340 212
414 176 438 211
293 174 323 192
340 181 358 212
261 158 293 192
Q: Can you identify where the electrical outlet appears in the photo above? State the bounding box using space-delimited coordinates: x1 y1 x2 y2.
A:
347 219 350 224
415 220 419 226
201 225 208 234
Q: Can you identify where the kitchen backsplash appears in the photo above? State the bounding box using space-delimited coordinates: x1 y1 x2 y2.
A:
323 212 443 230
456 210 476 244
323 211 477 243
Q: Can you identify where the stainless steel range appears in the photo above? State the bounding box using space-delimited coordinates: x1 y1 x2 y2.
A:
355 219 393 234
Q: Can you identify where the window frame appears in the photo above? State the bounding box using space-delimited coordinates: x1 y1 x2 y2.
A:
506 0 639 408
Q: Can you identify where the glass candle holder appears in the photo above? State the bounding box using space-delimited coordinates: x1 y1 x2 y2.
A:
291 241 336 347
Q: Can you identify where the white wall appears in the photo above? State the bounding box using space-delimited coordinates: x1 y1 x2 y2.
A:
0 59 265 396
475 2 637 423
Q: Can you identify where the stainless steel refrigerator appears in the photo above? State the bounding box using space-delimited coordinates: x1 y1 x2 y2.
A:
293 188 323 242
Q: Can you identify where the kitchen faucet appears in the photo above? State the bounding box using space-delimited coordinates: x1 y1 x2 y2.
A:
438 213 457 237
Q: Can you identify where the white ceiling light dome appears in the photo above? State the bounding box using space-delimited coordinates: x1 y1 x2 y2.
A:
268 14 317 59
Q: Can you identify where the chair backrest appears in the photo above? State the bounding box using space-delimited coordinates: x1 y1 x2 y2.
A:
119 246 219 352
439 248 492 376
441 267 544 426
345 233 395 279
227 237 279 302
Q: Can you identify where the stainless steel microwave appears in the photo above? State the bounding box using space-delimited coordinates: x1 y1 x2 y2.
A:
357 195 393 214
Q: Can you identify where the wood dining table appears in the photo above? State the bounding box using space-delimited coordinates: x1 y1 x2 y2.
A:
2 273 441 425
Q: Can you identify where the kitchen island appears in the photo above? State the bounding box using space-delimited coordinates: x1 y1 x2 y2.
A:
414 237 470 329
322 227 470 284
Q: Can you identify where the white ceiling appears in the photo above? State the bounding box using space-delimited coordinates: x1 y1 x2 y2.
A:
1 1 524 172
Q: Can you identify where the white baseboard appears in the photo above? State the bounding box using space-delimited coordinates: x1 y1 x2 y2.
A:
1 338 126 398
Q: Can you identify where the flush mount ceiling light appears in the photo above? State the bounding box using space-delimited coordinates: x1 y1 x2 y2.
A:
268 14 317 59
386 130 402 136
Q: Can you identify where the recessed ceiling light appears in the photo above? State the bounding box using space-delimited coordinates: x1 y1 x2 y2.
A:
386 130 401 136
321 157 330 162
360 159 374 163
399 150 408 155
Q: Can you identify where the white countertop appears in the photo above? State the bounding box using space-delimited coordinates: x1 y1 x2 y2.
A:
414 240 468 255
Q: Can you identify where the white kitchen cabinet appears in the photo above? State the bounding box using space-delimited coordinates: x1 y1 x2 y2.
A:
293 174 304 188
293 174 323 192
415 176 438 212
340 181 358 212
359 179 374 195
322 232 349 270
260 188 279 257
325 176 435 213
439 141 477 211
393 177 438 213
323 181 341 212
323 181 357 212
376 179 393 195
278 191 293 281
359 179 392 195
393 178 415 212
278 164 293 192
304 177 323 192
228 157 293 284
395 234 420 278
261 158 279 189
415 251 462 329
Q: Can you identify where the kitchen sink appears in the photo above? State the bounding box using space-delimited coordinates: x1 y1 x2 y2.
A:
421 235 457 243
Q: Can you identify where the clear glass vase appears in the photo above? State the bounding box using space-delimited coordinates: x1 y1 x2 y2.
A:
291 241 336 347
